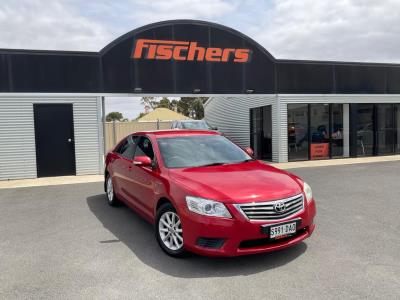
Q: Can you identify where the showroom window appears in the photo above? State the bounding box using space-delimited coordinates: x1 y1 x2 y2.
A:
331 104 344 158
351 104 399 157
288 104 345 161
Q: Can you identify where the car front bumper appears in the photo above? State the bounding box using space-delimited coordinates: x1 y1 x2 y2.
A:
180 198 316 257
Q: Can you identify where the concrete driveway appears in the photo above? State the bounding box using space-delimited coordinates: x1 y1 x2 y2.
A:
0 162 399 299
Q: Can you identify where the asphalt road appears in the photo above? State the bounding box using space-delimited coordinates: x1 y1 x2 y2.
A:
0 161 399 299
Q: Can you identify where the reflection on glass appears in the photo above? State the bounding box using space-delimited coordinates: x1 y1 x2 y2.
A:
356 104 374 156
250 106 272 160
331 104 344 157
288 104 309 161
377 104 395 155
310 104 329 160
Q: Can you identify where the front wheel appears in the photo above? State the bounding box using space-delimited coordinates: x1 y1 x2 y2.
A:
155 203 186 257
105 174 119 206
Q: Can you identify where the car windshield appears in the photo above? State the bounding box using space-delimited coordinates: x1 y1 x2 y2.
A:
157 135 252 168
181 121 210 130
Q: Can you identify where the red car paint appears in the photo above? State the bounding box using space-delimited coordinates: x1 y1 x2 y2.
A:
105 130 316 257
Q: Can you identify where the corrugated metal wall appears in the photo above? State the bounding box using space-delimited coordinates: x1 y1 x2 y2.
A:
204 96 278 161
0 96 102 180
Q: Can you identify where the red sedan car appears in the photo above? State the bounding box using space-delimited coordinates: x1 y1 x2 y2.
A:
105 130 316 257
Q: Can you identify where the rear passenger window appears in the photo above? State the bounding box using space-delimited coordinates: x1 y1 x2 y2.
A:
117 136 138 159
116 139 129 154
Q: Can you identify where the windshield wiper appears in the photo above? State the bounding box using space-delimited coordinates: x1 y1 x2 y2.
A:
241 158 255 163
196 162 227 167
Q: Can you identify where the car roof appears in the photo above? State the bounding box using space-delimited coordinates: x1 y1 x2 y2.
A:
132 130 220 138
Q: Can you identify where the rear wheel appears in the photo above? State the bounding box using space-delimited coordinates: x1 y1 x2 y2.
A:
155 203 186 257
106 174 119 206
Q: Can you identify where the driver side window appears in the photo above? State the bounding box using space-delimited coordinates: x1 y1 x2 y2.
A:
134 137 154 160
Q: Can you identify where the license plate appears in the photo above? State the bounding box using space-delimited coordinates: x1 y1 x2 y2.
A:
269 222 297 239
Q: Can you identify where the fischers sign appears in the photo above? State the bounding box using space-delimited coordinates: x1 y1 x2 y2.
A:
132 39 252 63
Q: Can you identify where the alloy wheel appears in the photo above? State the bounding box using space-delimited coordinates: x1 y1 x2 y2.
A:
106 176 114 203
158 211 183 251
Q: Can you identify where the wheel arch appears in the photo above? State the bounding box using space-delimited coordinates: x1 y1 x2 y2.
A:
104 168 109 192
156 197 174 214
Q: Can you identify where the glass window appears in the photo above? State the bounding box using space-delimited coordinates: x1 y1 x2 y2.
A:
250 107 262 158
356 104 374 156
250 105 272 160
157 135 251 168
288 104 309 161
134 137 154 160
310 104 330 160
116 139 129 155
331 104 344 158
181 121 211 130
377 104 395 155
117 136 137 159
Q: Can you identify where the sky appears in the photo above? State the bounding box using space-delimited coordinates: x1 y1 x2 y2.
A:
1 0 400 119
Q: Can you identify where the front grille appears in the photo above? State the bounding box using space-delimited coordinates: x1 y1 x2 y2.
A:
236 194 304 221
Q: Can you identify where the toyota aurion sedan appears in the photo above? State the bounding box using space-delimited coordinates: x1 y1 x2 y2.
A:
104 130 316 257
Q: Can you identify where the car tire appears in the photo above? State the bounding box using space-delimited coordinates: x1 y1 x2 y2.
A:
155 203 186 257
105 174 119 207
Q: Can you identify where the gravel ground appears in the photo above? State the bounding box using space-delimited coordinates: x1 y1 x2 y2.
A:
0 161 399 299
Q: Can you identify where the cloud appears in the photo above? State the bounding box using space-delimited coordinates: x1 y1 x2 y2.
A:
0 0 111 51
248 0 400 62
130 0 238 26
1 0 399 63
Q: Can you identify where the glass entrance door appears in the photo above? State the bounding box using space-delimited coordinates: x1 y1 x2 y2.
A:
287 104 309 161
377 104 395 155
310 104 330 160
356 104 374 156
250 105 272 160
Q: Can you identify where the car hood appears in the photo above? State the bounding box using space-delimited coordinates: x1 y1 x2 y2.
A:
168 161 303 203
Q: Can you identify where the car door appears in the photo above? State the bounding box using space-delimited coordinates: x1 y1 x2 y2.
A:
112 136 138 202
126 136 159 220
110 138 129 195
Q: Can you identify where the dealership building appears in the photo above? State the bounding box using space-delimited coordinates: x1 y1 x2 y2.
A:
0 20 399 180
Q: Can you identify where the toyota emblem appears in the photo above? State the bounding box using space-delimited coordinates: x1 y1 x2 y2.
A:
274 201 286 213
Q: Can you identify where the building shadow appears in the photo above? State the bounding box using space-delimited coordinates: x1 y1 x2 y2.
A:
87 194 307 278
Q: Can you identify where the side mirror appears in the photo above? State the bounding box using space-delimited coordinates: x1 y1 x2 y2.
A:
245 147 254 156
133 156 152 167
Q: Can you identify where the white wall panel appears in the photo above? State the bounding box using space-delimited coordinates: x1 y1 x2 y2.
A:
0 96 102 180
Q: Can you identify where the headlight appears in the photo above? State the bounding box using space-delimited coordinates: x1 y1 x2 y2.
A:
303 182 313 202
185 196 232 218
